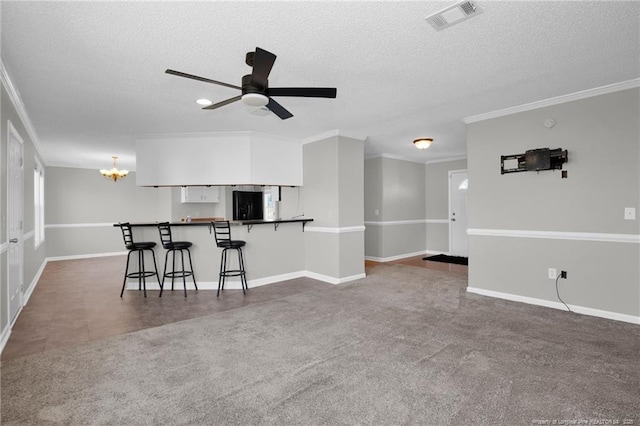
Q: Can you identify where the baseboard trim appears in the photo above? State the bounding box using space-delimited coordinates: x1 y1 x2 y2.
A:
125 270 366 291
47 251 128 262
366 250 451 263
303 271 366 285
0 324 11 356
467 286 640 325
23 258 48 305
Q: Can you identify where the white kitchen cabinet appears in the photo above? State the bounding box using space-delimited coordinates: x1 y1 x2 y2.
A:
181 186 220 203
135 132 302 187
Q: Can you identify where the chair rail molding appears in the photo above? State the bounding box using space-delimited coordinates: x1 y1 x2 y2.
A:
305 226 366 233
467 228 640 244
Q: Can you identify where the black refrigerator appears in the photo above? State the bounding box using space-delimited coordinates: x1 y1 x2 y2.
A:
232 191 263 220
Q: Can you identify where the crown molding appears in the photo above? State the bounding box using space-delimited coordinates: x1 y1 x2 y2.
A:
462 78 640 124
365 152 467 165
423 154 467 165
0 57 46 164
303 129 368 144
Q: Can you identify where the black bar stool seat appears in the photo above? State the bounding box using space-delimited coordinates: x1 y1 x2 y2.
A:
211 221 248 296
118 222 160 298
158 222 197 297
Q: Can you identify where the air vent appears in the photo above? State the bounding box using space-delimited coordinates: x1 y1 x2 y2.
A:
425 1 482 31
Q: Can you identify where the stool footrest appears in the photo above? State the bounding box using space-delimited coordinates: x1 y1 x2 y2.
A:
126 271 158 279
220 270 245 277
163 271 194 279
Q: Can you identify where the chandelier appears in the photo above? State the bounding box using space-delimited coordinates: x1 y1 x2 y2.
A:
100 156 129 182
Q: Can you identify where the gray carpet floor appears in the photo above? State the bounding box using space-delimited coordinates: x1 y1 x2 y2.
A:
1 265 638 425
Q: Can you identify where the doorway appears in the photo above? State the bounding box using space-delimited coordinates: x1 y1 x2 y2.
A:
7 122 24 326
448 169 468 257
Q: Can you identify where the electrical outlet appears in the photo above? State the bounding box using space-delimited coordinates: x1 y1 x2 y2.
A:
548 268 557 279
561 270 567 279
624 207 636 220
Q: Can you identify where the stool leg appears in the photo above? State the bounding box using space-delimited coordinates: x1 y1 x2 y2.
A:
137 250 143 291
238 247 248 293
180 249 187 297
150 249 163 297
140 250 147 298
121 250 134 297
236 248 246 295
186 248 197 291
171 250 177 291
217 248 225 297
161 249 171 296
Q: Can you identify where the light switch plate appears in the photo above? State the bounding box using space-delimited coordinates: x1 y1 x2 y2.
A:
624 207 636 220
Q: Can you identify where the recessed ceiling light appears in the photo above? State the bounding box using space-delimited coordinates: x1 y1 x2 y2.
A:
196 98 213 106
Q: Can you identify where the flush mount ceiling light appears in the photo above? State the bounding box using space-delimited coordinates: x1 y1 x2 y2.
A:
413 138 434 150
100 156 129 182
196 98 213 106
241 93 269 107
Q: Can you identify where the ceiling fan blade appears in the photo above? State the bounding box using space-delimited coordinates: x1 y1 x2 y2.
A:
266 98 293 120
202 95 242 110
250 47 277 89
267 87 337 98
165 69 241 90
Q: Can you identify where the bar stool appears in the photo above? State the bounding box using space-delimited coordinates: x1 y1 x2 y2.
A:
117 222 160 298
157 222 197 297
211 221 248 296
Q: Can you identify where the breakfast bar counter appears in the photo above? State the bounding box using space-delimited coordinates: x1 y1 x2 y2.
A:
115 218 314 292
117 218 313 230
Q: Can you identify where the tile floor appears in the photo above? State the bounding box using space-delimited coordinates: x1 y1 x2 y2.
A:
2 254 466 361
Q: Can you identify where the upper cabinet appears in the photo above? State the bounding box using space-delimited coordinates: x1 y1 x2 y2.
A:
135 132 302 187
181 186 219 203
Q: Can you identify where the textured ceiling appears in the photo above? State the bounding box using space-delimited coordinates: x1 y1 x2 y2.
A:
1 1 639 171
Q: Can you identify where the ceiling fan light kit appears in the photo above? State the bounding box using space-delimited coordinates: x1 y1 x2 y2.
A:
242 93 269 107
166 47 337 120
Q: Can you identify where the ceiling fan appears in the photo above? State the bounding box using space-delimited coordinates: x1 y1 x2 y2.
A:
166 47 337 120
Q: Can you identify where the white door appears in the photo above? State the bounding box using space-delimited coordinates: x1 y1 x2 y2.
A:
7 122 24 325
449 170 468 257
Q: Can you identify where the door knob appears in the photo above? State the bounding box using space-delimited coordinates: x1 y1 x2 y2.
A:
451 218 456 222
9 238 18 243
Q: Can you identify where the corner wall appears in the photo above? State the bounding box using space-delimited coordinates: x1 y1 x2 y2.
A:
466 87 639 322
364 157 426 261
303 133 365 283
